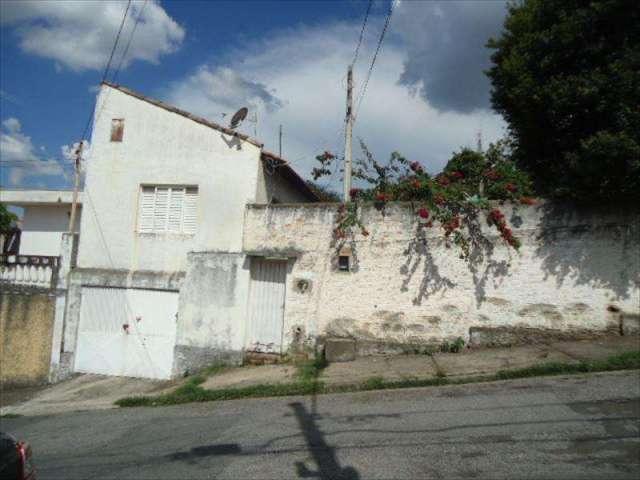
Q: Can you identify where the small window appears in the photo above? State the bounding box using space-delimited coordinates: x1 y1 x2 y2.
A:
110 118 124 142
138 185 198 234
338 255 350 272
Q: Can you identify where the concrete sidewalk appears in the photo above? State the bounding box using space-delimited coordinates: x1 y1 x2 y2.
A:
202 336 640 390
2 336 638 417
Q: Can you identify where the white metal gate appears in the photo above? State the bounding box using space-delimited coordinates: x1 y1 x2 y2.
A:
74 287 178 379
247 258 287 353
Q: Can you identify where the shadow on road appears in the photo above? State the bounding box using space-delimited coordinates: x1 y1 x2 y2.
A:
290 401 360 480
165 359 359 478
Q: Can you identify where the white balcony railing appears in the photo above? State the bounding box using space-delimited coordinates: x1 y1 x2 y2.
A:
0 255 60 288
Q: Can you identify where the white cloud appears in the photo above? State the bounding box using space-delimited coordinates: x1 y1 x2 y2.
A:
0 0 184 72
163 19 505 191
168 66 284 116
0 117 70 186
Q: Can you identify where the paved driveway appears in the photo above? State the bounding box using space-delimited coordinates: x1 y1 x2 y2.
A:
2 371 639 479
1 374 174 416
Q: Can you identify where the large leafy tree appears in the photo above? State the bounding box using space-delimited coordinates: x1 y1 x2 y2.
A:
486 0 640 202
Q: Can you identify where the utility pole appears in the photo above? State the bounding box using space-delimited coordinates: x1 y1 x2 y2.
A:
343 65 353 203
279 124 283 158
68 141 83 233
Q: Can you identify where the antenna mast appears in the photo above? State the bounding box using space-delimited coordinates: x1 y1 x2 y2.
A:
343 65 353 202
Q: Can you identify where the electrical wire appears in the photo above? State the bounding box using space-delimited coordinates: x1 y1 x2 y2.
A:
102 0 132 84
351 0 373 66
354 0 395 120
111 0 149 85
78 0 132 143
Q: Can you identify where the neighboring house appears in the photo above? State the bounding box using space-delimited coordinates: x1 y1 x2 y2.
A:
0 191 81 387
0 190 82 257
62 82 317 380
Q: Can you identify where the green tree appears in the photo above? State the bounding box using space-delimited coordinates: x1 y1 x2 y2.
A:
0 204 18 231
486 0 640 203
443 142 533 201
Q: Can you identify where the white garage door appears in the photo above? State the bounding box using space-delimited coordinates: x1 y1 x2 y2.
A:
74 287 178 380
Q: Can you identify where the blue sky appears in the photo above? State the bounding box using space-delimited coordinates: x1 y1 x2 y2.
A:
1 0 508 192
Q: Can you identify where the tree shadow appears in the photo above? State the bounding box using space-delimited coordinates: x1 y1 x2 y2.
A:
533 202 640 300
400 218 510 307
400 224 456 305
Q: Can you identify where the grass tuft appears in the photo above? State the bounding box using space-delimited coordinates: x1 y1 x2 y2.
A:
115 350 640 408
295 354 328 382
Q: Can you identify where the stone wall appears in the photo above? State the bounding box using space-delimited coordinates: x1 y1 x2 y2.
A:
243 202 640 352
0 287 56 387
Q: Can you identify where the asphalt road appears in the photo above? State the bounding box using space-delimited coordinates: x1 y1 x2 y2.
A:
2 371 639 479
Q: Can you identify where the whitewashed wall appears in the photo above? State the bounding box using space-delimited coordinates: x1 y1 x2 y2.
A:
78 85 264 273
243 202 640 350
21 205 81 257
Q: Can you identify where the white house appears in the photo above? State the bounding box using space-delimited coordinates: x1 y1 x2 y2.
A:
0 189 82 257
62 82 317 380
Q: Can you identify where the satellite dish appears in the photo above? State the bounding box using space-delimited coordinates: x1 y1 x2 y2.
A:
229 107 248 129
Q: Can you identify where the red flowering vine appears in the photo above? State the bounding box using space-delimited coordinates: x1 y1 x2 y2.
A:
315 140 532 257
488 208 521 248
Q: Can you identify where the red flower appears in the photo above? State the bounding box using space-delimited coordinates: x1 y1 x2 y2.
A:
413 179 421 189
375 193 388 202
451 170 465 179
323 151 335 160
505 183 517 192
437 175 451 186
519 197 536 205
349 188 360 198
418 208 430 219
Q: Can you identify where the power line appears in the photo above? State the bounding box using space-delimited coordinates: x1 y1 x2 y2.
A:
102 0 132 84
111 0 149 85
351 0 373 66
354 0 395 120
79 0 132 143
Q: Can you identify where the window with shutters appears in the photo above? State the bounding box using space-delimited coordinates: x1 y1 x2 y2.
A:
138 186 198 234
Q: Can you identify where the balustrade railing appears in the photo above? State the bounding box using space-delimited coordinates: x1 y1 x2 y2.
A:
0 255 60 288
